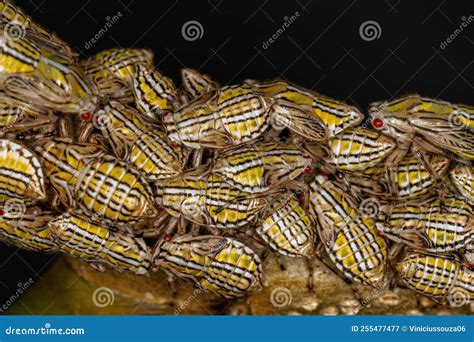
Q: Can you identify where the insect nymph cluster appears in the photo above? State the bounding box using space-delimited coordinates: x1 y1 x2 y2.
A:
0 1 472 307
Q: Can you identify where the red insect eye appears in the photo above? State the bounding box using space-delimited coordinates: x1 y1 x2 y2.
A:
172 142 180 148
80 112 92 121
298 194 305 203
372 117 384 129
162 111 170 116
0 208 4 216
304 165 313 174
163 235 172 242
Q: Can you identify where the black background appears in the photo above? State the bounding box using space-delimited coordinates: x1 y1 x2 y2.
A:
1 0 473 307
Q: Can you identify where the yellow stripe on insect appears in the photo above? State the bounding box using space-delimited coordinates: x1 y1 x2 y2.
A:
0 139 45 203
327 127 397 171
127 130 184 180
155 170 267 228
181 68 218 99
450 164 473 204
84 48 153 86
0 0 75 61
256 194 315 257
369 95 474 163
132 63 178 120
98 102 184 180
213 140 312 192
49 212 150 274
0 34 40 74
217 85 270 143
35 140 106 207
0 210 57 252
0 32 96 113
75 156 156 225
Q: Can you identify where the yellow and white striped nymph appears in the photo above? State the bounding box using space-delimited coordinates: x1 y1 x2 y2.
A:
397 253 473 305
309 174 387 287
165 85 327 149
212 140 313 193
349 153 450 199
245 79 364 137
377 197 473 254
98 101 184 180
153 235 262 297
326 127 397 171
35 140 157 226
49 212 151 274
155 169 267 229
0 32 96 113
256 194 315 257
370 95 474 164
